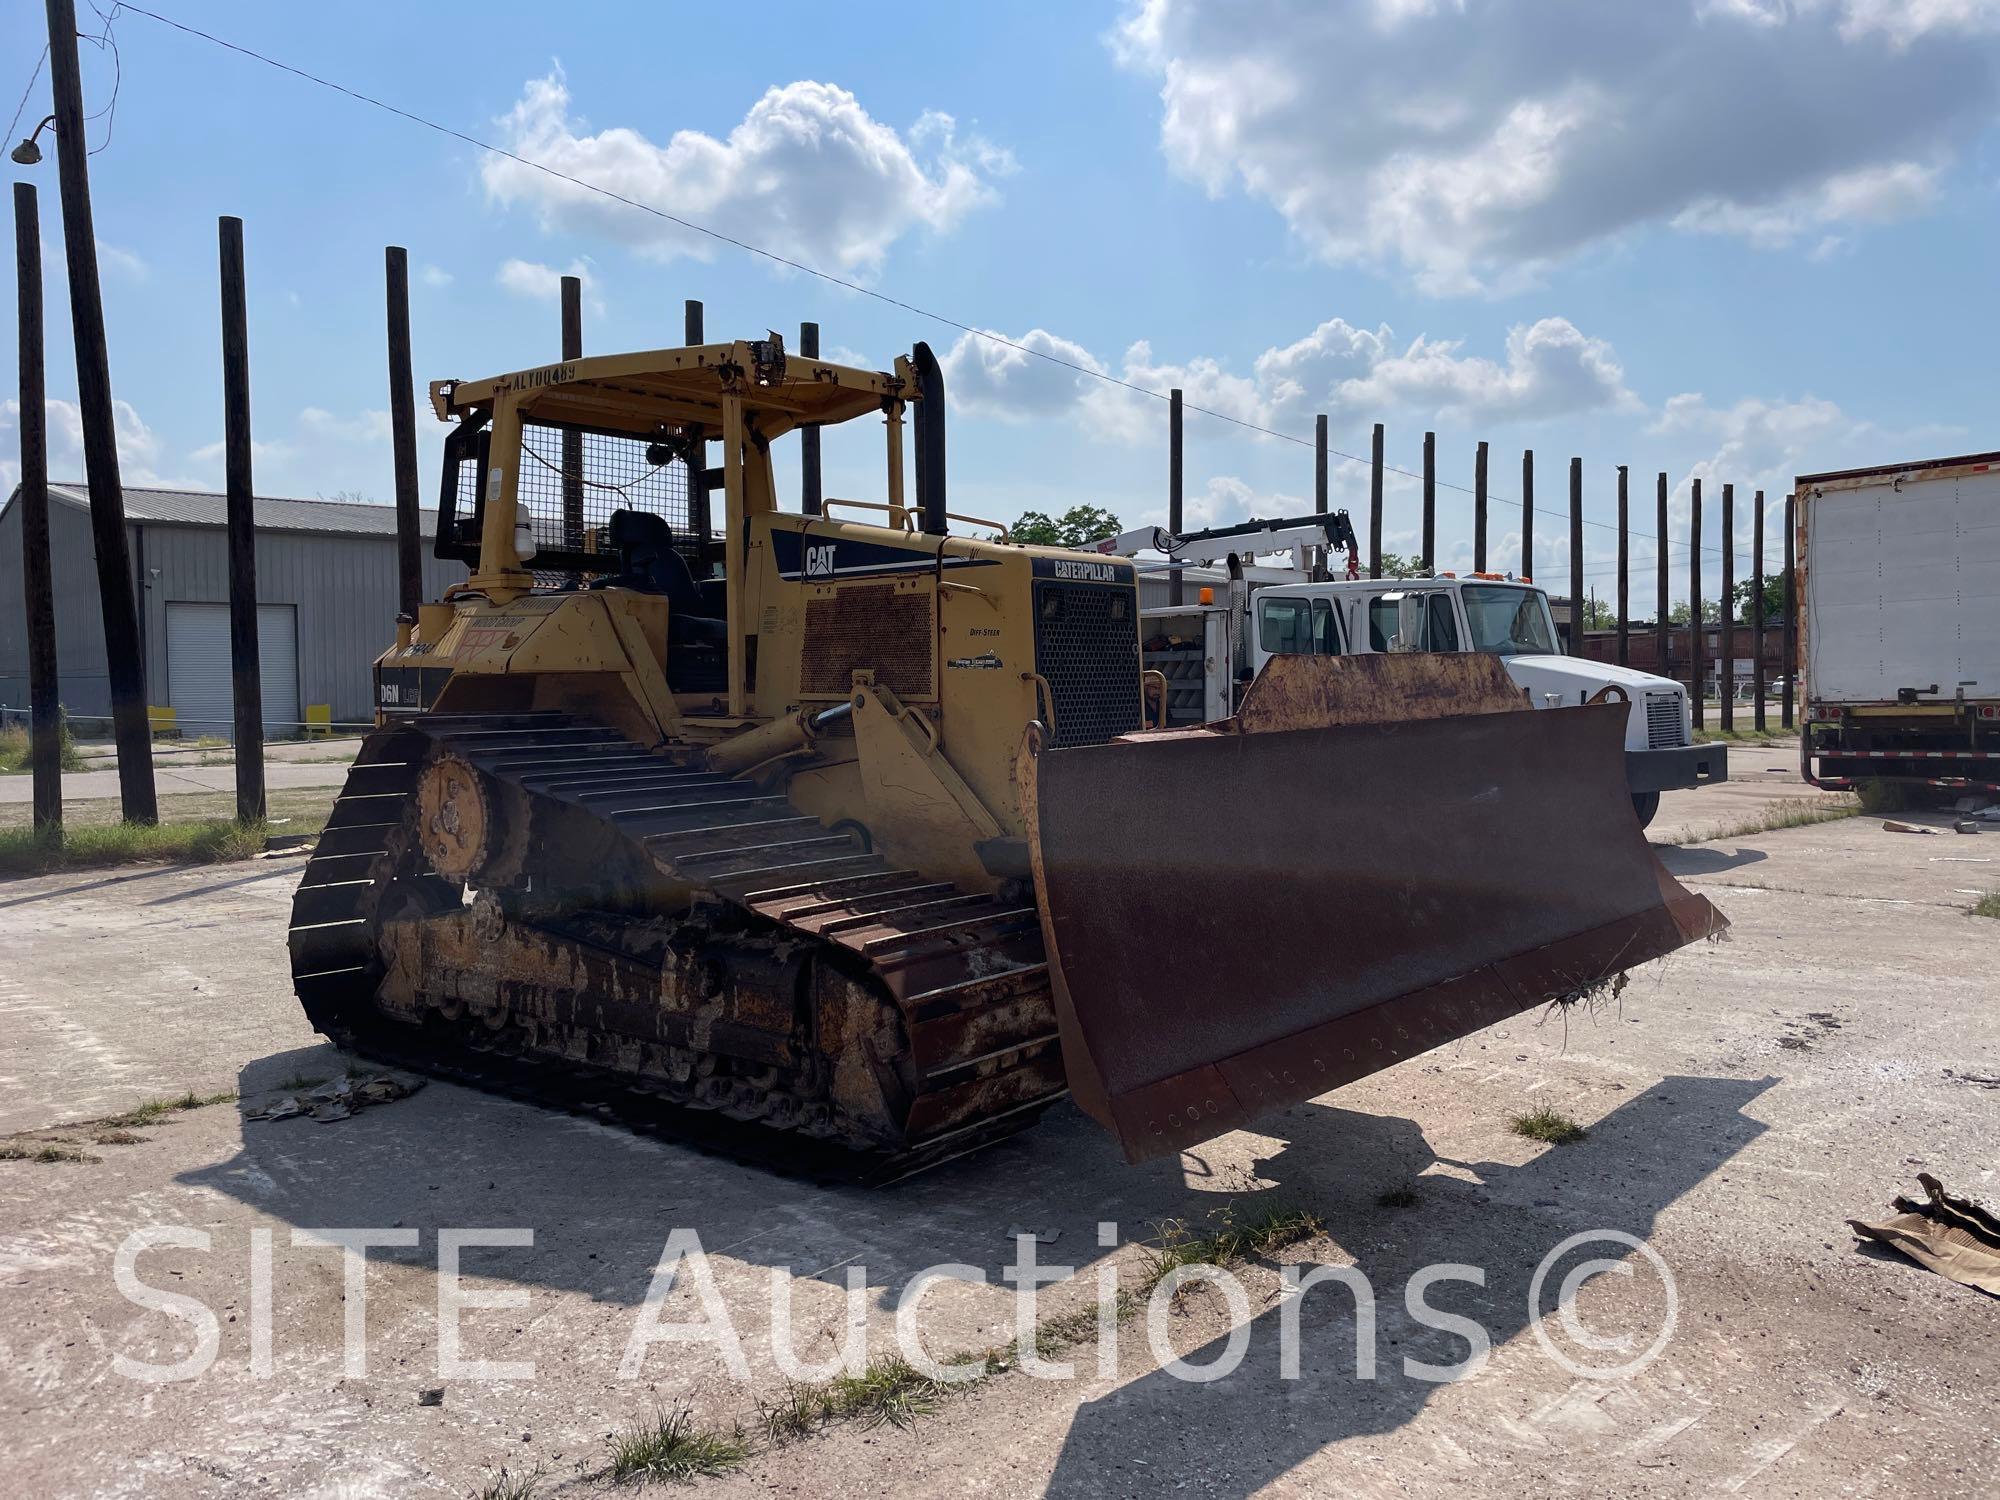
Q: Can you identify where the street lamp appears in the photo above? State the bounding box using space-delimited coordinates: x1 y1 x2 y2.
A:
11 115 55 165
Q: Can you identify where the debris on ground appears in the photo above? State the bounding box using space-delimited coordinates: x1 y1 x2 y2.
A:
1882 820 1939 836
245 1073 424 1124
1849 1173 2000 1296
1952 820 1982 835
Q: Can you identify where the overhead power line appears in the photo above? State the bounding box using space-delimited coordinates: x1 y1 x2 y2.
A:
115 1 1730 557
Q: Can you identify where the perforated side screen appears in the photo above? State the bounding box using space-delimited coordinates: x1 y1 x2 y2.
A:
514 421 694 568
800 586 936 698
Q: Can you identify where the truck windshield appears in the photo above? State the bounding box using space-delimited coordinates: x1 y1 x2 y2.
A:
1460 586 1556 656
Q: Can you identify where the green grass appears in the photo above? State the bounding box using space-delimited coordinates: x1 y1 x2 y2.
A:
1673 794 1861 845
1143 1202 1325 1287
474 1466 544 1500
1510 1105 1588 1145
606 1405 750 1483
0 818 277 876
0 1140 95 1163
97 1089 237 1130
759 1355 958 1443
1972 892 2000 920
1693 725 1794 745
0 719 86 774
1856 778 1930 815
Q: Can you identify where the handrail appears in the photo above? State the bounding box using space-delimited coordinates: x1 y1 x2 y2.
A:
822 497 915 530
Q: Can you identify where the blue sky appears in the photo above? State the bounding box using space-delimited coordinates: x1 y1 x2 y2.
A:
2 0 1996 608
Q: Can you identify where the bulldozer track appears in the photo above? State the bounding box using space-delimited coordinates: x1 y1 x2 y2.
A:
287 711 1066 1185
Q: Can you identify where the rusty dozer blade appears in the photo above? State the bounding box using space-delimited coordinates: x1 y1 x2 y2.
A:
1023 654 1725 1163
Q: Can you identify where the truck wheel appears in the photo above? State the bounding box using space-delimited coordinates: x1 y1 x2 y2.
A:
1630 791 1660 830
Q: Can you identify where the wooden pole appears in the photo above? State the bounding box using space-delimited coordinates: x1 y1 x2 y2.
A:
1313 413 1328 578
1520 449 1534 582
1616 466 1629 667
1753 489 1766 731
559 274 583 550
1473 441 1488 572
384 248 422 619
14 183 59 837
1368 423 1384 579
1782 491 1797 729
1655 473 1670 689
44 0 154 822
1689 477 1704 729
217 216 264 823
1168 387 1184 605
799 321 822 516
1720 482 1735 730
1421 431 1435 573
684 299 710 560
1568 456 1584 655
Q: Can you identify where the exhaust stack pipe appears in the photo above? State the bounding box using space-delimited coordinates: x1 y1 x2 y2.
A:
912 341 948 537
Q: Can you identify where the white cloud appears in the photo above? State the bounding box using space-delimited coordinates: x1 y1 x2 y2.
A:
481 71 1010 275
1335 318 1638 424
1 396 176 491
298 407 394 445
420 264 454 288
496 257 590 301
96 242 148 281
939 313 1633 440
1113 0 2000 291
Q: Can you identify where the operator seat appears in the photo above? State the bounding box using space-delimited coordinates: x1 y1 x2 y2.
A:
598 508 728 687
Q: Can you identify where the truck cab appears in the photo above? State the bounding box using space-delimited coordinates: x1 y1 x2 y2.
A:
1241 576 1726 827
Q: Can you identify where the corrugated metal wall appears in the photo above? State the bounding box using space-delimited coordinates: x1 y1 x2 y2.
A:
1 492 466 728
0 497 124 718
136 524 465 727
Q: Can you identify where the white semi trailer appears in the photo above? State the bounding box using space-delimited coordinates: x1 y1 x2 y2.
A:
1796 452 2000 793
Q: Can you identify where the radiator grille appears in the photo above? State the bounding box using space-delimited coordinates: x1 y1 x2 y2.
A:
1645 691 1687 749
1033 582 1143 749
801 585 935 698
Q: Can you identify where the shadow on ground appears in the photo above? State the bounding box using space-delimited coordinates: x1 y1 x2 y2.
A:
1040 1073 1775 1498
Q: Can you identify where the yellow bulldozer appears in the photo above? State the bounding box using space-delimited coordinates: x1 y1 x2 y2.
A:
290 336 1722 1180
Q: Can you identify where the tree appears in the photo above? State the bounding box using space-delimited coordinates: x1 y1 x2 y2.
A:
1583 596 1618 630
1375 552 1432 579
1010 504 1122 548
1730 575 1786 625
1667 598 1721 626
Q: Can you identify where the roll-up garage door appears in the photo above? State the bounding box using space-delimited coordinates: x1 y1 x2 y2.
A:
165 602 299 736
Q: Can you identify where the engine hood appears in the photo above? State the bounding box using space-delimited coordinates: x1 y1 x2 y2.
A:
1503 654 1680 700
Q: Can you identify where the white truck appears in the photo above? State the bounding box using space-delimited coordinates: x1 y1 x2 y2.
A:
1796 452 2000 794
1120 515 1726 828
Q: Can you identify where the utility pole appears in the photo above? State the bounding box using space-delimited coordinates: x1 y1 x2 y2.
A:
1720 483 1736 730
1168 388 1184 605
1368 422 1383 579
1473 441 1488 572
1655 473 1669 686
1313 413 1327 579
44 0 154 821
1753 489 1767 732
14 182 60 838
560 274 583 549
1616 466 1629 668
1568 456 1583 655
1421 431 1435 573
800 321 822 515
685 299 710 560
218 216 264 822
1521 449 1535 582
384 248 422 619
1689 477 1704 729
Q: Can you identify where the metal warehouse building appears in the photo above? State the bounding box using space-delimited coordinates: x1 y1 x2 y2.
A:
0 484 465 733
